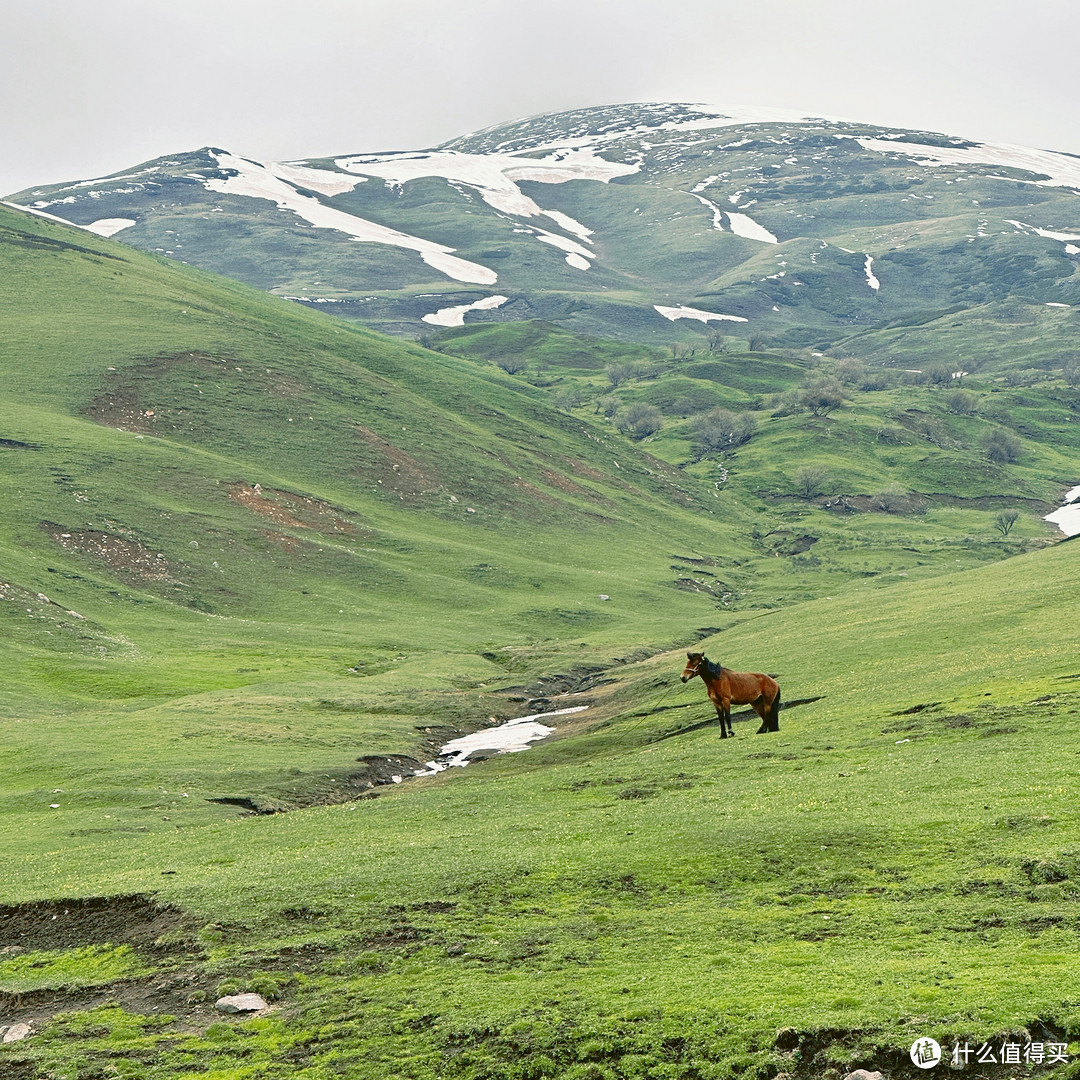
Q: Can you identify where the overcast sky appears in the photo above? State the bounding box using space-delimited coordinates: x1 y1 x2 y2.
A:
3 0 1079 195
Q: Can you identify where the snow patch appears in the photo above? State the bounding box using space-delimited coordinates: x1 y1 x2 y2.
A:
727 212 778 244
82 218 137 237
336 147 627 226
654 304 747 324
1045 485 1080 537
203 152 496 285
422 294 509 327
858 138 1080 191
864 255 880 291
420 705 590 772
268 160 366 197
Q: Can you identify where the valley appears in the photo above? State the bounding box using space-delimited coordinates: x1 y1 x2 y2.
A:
2 101 1080 1078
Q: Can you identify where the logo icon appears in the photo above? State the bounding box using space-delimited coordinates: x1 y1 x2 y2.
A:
911 1038 942 1069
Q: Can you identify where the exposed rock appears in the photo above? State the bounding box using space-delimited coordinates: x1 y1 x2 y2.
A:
843 1071 884 1080
214 993 269 1013
2 1022 32 1043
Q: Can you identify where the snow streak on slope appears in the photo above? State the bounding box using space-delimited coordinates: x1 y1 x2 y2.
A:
1005 220 1080 242
688 192 725 230
857 138 1080 191
83 218 136 237
864 255 880 291
654 304 747 323
334 146 634 263
205 152 498 285
727 212 778 244
422 295 509 327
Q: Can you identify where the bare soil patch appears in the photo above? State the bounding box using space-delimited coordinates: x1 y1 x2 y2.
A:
84 384 158 432
41 522 174 583
351 425 440 500
0 895 184 954
227 483 359 536
206 754 429 815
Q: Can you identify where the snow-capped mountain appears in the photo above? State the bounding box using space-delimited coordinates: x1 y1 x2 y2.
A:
9 103 1080 349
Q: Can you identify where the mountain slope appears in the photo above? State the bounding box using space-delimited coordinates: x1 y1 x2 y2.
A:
1 201 763 721
8 102 1080 362
5 147 1080 1080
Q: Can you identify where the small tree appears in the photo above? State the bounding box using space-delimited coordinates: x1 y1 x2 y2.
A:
799 376 845 417
552 386 585 412
706 329 727 353
994 510 1020 536
605 362 631 388
945 390 978 415
793 464 829 499
495 355 528 375
693 408 756 456
981 428 1022 464
615 403 663 439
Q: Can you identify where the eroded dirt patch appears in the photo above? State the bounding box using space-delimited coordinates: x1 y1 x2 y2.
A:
351 425 440 500
228 483 359 536
0 895 184 954
206 754 429 815
85 384 159 433
41 522 174 582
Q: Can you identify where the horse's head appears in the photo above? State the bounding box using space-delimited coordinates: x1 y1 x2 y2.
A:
681 652 704 683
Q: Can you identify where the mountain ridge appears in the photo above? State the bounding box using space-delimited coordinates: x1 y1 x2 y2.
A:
9 101 1079 355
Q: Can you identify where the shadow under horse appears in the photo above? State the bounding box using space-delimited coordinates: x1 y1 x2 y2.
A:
680 652 781 738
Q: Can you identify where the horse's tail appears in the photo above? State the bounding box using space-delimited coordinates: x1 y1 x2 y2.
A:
769 683 781 732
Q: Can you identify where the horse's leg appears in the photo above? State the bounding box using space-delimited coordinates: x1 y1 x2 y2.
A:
768 686 781 732
752 696 768 734
715 706 727 737
722 696 733 738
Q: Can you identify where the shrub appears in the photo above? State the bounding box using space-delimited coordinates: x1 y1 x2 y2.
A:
605 363 630 388
495 356 528 375
946 390 978 415
833 358 867 385
799 376 845 417
874 484 910 513
614 403 663 438
859 368 896 391
552 386 585 411
692 408 756 455
981 428 1022 463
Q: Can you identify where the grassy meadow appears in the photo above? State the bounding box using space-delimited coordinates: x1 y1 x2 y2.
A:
2 202 1080 1078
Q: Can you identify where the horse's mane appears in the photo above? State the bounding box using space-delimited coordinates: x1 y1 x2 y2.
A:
703 656 723 678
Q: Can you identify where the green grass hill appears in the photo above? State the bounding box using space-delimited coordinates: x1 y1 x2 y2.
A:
2 200 1080 1079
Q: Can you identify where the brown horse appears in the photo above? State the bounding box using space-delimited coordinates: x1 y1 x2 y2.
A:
680 652 780 738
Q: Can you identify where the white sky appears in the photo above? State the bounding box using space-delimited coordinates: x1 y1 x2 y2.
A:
2 0 1079 195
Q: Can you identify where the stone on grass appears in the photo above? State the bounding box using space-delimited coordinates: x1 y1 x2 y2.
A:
843 1070 884 1080
214 993 269 1014
2 1022 32 1043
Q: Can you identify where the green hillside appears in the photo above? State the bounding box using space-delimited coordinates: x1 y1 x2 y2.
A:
3 202 1080 1078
